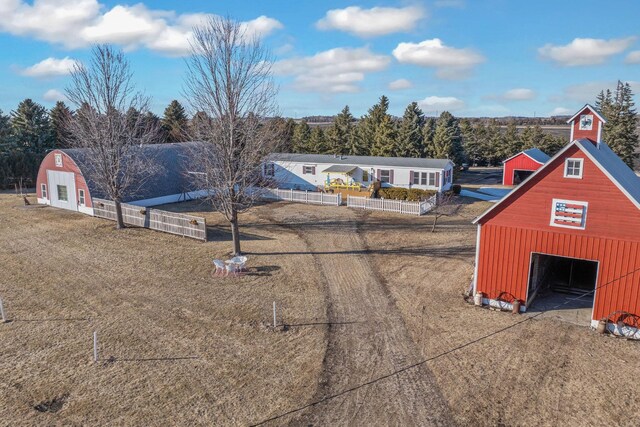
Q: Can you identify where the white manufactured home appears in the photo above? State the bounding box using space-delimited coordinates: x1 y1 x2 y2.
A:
264 153 455 192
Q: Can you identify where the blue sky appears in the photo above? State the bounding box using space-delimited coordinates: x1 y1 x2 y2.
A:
0 0 639 118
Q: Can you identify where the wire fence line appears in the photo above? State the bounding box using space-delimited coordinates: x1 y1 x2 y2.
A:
249 264 640 426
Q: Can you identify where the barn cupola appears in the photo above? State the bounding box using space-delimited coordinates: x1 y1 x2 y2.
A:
567 104 606 146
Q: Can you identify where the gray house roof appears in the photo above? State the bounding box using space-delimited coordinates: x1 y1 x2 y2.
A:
268 153 453 169
62 142 200 203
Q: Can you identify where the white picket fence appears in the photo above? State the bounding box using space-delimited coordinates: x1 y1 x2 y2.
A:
347 194 437 216
260 188 341 206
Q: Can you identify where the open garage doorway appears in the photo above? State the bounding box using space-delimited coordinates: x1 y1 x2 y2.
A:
526 253 598 325
513 169 534 185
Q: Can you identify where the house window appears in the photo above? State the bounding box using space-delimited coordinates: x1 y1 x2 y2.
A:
428 173 437 186
379 169 391 183
550 199 588 229
303 165 315 174
362 169 369 181
57 185 68 202
78 189 85 206
412 172 420 185
41 184 47 199
264 163 275 177
564 158 583 179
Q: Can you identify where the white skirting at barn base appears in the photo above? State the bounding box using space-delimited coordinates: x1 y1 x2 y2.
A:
590 319 640 339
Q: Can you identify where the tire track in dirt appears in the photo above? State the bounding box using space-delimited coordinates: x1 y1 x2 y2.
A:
263 205 454 426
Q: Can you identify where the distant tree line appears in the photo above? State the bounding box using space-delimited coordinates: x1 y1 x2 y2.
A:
0 98 191 188
277 95 568 167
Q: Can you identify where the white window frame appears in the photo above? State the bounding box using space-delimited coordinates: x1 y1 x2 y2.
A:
78 189 86 206
379 169 391 183
302 165 314 175
41 183 47 199
549 198 588 230
564 158 583 179
264 163 275 177
428 172 437 187
54 153 63 167
57 185 68 202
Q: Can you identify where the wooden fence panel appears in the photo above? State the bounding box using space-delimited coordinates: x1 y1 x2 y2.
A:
259 188 341 206
92 198 206 241
347 194 437 216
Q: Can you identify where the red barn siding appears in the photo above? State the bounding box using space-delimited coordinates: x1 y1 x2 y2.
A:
477 144 640 322
503 153 544 185
36 150 93 208
571 106 602 143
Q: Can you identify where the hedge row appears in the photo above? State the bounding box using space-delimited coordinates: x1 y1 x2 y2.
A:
377 187 437 201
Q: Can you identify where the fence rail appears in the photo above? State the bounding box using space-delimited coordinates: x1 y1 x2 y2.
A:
93 198 207 241
347 194 437 216
259 188 341 206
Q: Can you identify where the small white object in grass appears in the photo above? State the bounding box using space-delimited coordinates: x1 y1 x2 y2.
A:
0 298 5 323
273 301 277 328
93 331 98 362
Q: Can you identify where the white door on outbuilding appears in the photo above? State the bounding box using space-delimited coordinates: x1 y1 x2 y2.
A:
47 170 77 211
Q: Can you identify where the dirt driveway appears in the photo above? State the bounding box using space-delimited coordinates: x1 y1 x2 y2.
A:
255 205 452 426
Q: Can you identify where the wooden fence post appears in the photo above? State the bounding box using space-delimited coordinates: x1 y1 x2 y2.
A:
0 297 6 323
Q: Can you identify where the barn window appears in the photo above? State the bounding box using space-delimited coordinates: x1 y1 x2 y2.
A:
379 170 391 183
41 184 47 199
264 163 275 177
57 185 68 202
78 189 85 206
54 153 63 167
564 158 583 179
303 165 315 174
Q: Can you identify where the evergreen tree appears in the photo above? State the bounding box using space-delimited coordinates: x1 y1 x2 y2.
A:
162 100 189 143
0 109 12 144
521 124 545 150
271 117 296 152
308 126 328 154
326 105 355 155
422 117 436 158
395 102 425 157
10 99 53 154
432 111 464 164
486 119 504 165
49 101 74 148
292 120 311 153
503 119 522 157
357 95 394 156
597 81 638 167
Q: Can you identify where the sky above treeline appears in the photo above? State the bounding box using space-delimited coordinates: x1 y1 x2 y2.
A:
0 0 639 118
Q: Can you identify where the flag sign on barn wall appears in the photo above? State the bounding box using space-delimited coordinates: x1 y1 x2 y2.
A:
550 199 587 229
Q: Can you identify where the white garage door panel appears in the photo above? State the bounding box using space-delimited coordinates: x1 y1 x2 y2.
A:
47 170 77 211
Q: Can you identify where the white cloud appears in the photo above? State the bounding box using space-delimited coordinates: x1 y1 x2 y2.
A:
20 57 78 78
550 107 572 116
0 1 282 56
388 79 413 90
551 80 640 104
273 47 390 93
625 50 640 64
417 96 465 112
538 37 636 66
392 38 484 79
502 88 536 101
43 89 67 102
316 6 424 37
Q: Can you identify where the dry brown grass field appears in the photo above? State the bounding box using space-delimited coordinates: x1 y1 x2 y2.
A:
1 193 639 426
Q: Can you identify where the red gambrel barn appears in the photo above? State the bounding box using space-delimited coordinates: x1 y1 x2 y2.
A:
502 148 550 185
473 104 640 338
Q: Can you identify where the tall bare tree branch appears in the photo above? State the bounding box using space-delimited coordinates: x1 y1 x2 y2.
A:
64 45 162 229
184 16 281 255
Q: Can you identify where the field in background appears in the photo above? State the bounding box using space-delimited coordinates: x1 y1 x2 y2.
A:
1 194 640 425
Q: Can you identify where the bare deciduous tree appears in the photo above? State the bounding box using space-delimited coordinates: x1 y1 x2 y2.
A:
430 192 461 232
184 16 281 255
65 45 162 229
